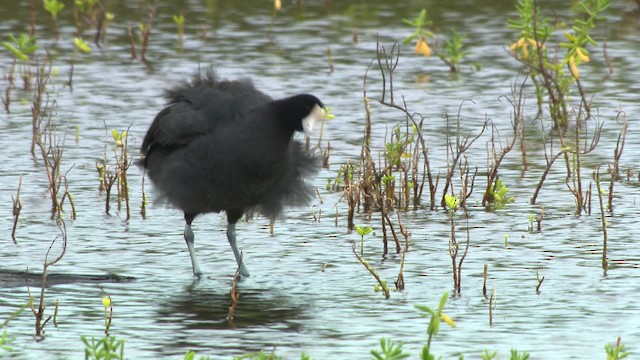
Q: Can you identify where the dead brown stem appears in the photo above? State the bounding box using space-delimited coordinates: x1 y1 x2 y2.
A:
608 112 627 213
12 175 23 244
140 0 160 62
28 219 67 337
595 167 608 271
482 264 488 299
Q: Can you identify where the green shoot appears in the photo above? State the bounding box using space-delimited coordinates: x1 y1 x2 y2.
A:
111 129 128 147
355 224 373 255
371 338 410 360
439 30 467 72
233 349 281 359
327 163 353 191
0 330 14 352
184 350 212 360
402 9 434 45
605 336 630 360
173 14 186 48
480 350 498 360
415 292 456 360
74 37 91 53
510 349 530 360
43 0 65 20
81 335 125 360
485 179 514 210
3 34 38 61
444 193 459 211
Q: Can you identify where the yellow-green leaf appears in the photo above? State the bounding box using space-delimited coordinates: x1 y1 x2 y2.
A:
73 37 91 53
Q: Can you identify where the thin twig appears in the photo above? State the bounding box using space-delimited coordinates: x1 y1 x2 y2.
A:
352 243 389 299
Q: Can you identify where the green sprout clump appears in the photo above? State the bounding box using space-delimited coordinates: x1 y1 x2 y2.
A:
355 224 373 255
444 193 459 211
3 34 38 61
111 129 128 147
44 0 65 20
485 179 515 210
74 37 91 53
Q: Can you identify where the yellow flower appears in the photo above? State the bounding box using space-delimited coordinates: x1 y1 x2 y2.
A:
415 36 431 57
575 47 590 63
509 37 525 51
568 56 580 79
102 297 111 308
510 37 544 60
441 313 456 328
510 37 528 58
274 0 281 11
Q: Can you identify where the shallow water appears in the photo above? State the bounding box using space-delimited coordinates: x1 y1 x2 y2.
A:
1 1 640 359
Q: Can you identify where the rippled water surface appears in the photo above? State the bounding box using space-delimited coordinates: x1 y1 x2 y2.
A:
1 1 640 359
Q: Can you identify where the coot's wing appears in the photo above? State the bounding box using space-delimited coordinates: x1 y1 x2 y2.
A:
141 74 272 156
141 88 233 155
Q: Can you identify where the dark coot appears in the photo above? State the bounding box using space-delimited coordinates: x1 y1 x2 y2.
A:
140 71 325 277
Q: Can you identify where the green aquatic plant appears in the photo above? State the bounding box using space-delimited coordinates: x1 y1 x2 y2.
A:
3 34 38 61
232 350 312 360
327 163 354 191
111 129 128 147
484 178 515 210
102 296 112 336
173 14 186 48
415 292 456 360
403 9 434 56
605 337 630 360
528 215 535 231
75 0 99 15
74 37 91 53
403 9 467 72
508 0 610 129
385 125 415 169
81 335 125 360
352 242 390 299
437 29 468 72
371 338 410 360
480 350 497 360
0 330 14 352
3 34 38 89
100 128 132 218
44 0 65 20
444 193 468 294
81 295 124 360
184 350 211 360
444 193 459 211
509 349 530 360
355 224 373 255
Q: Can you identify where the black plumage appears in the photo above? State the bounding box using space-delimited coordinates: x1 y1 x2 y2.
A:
140 71 324 277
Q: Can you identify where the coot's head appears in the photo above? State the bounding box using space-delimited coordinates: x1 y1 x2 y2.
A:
278 94 326 135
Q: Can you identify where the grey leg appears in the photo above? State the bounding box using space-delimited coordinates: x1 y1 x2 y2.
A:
184 223 203 277
227 223 250 277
